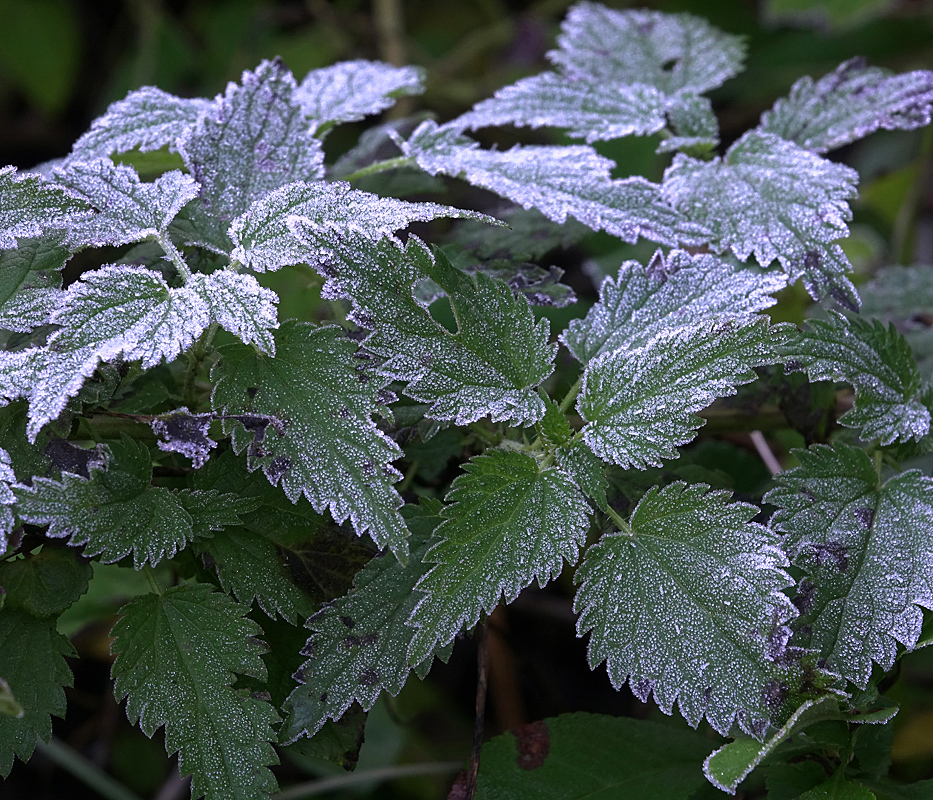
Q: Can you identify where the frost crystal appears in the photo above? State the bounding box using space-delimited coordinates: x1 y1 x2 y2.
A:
187 271 278 354
0 235 69 333
658 93 719 154
575 483 796 737
0 166 91 250
294 60 425 132
760 57 933 154
0 448 15 555
151 408 216 468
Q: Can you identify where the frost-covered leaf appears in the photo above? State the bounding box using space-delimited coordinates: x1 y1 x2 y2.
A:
661 130 859 305
0 448 15 554
0 166 91 250
766 444 933 686
658 93 719 155
187 270 278 353
575 482 796 737
281 503 450 740
401 121 710 247
110 584 280 800
294 60 424 132
0 235 68 333
760 58 933 154
51 159 198 249
211 321 408 557
230 178 493 273
307 234 554 426
178 58 325 253
408 449 590 664
578 317 788 468
785 311 930 444
458 71 668 143
0 547 90 619
70 86 211 159
14 436 210 568
151 408 216 467
0 264 209 439
549 4 746 95
561 249 785 366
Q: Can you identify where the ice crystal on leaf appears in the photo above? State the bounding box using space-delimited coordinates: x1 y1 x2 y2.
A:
294 60 425 133
658 93 719 154
407 449 590 664
110 584 280 800
767 444 933 687
0 166 91 250
187 270 279 354
759 58 933 154
0 234 69 333
0 448 15 555
785 311 931 444
578 317 789 468
575 482 796 738
561 249 785 366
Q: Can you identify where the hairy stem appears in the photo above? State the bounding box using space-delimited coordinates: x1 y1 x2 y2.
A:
340 155 415 183
183 323 219 408
36 737 144 800
144 565 163 596
559 375 583 414
155 234 192 282
272 761 463 800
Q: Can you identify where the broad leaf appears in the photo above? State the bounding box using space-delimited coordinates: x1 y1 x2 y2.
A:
549 4 746 95
785 311 930 444
187 270 278 354
210 321 408 557
578 317 788 468
766 444 933 687
561 248 785 366
229 178 492 273
281 503 450 741
575 482 797 737
51 159 199 249
0 166 91 250
0 235 68 333
661 130 859 306
14 437 224 567
0 548 91 619
401 121 711 247
110 584 280 800
69 86 211 158
0 448 15 555
294 60 424 132
178 58 325 253
759 58 933 154
659 93 719 155
407 449 590 664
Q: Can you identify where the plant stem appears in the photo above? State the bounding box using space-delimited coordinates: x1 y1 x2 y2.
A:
272 761 463 799
156 234 192 282
144 565 163 596
36 737 144 800
465 620 490 800
558 376 583 414
183 322 219 408
891 124 933 265
340 155 414 183
604 504 632 534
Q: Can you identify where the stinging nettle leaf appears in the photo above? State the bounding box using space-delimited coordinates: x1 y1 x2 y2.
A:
187 270 278 354
0 166 91 250
110 584 280 800
785 311 930 445
575 482 797 738
561 248 786 366
407 448 591 664
766 443 933 687
759 57 933 154
211 321 409 557
69 86 211 159
578 317 789 468
0 235 68 333
658 93 720 155
294 60 425 132
0 447 15 554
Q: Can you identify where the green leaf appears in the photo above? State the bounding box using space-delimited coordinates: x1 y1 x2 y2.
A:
561 248 785 366
658 93 720 155
284 707 366 769
575 482 797 738
474 713 712 800
0 548 91 618
211 321 408 557
800 774 877 799
408 449 590 664
0 166 91 250
578 317 788 468
766 444 933 687
281 503 449 741
661 130 859 306
0 234 67 333
110 584 280 800
0 448 15 555
785 311 930 444
759 58 933 154
187 271 279 354
14 437 210 568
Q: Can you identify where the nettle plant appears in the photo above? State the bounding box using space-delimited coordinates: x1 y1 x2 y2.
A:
2 2 933 798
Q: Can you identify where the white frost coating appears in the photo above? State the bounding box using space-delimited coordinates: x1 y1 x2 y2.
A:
229 178 495 272
561 249 786 365
187 271 278 354
0 166 92 250
575 482 796 738
760 57 933 154
51 159 199 248
661 130 859 305
786 311 931 444
294 60 425 130
457 72 668 143
766 443 933 687
578 317 789 468
0 289 65 333
69 86 211 159
550 3 746 95
408 449 591 664
401 120 711 247
0 448 15 555
658 93 719 154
